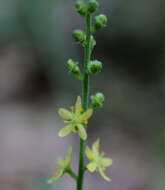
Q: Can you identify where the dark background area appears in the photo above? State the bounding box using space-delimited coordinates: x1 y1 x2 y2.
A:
0 0 165 189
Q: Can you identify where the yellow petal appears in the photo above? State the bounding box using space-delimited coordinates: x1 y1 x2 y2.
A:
92 139 100 152
86 162 97 172
77 124 87 140
47 170 63 184
101 158 113 167
83 120 88 125
75 96 83 113
80 108 93 120
58 125 73 137
65 146 73 166
98 168 111 182
58 108 73 120
57 158 65 166
85 146 94 160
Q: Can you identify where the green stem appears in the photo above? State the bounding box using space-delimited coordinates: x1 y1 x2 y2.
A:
66 168 78 181
76 12 92 190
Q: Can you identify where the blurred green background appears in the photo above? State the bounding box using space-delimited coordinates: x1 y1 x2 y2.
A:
0 0 165 189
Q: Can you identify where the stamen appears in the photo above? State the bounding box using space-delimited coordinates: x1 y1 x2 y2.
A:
52 173 59 177
84 120 88 124
80 107 84 112
101 152 105 156
96 146 100 150
70 106 74 111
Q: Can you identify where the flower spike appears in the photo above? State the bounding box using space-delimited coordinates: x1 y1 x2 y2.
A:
48 0 112 187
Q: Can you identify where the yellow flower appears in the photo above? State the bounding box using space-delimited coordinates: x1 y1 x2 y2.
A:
58 96 93 140
48 147 73 183
85 139 112 181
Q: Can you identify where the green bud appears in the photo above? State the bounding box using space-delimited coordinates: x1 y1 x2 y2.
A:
87 0 99 13
75 1 87 16
91 92 105 108
73 29 86 45
67 59 81 75
87 60 102 75
94 14 107 30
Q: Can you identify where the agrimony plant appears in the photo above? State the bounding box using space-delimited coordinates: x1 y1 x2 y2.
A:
48 0 112 189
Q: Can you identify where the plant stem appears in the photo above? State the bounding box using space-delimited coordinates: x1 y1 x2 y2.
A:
76 12 92 190
66 168 78 181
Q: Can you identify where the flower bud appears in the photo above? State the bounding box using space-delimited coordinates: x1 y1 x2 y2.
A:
94 14 107 30
91 92 105 108
73 29 86 45
87 60 102 75
67 59 81 75
87 0 99 13
75 1 87 16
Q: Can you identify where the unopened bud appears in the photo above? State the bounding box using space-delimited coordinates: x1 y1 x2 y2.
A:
87 0 99 13
87 60 102 75
73 29 86 45
67 59 81 75
94 14 107 30
75 1 87 16
91 92 105 108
